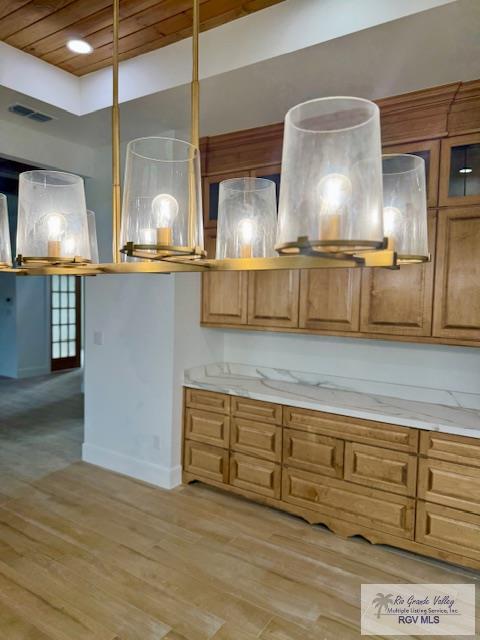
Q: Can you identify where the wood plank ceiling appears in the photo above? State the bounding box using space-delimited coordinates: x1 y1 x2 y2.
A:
0 0 285 76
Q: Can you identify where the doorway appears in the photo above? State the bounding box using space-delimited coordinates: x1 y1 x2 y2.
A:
50 275 82 371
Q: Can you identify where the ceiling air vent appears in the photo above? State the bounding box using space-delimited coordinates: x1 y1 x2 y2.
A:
8 103 34 117
28 112 53 123
8 103 54 123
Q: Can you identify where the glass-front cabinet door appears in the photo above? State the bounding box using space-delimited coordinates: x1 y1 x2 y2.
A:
383 139 440 208
440 133 480 206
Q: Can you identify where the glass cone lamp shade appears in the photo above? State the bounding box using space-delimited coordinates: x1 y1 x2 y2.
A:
276 97 384 255
382 154 429 263
120 137 204 259
87 210 100 264
0 193 12 267
16 170 90 263
216 178 277 259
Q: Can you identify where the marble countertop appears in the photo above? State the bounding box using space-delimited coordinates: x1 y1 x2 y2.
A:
184 363 480 439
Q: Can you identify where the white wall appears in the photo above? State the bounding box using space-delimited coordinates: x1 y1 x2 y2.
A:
15 276 50 378
0 274 17 377
222 330 480 394
83 272 222 488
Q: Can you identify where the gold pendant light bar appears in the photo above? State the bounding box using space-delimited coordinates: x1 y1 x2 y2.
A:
111 0 121 264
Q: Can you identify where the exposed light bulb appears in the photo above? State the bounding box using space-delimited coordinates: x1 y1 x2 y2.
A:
459 166 473 174
152 193 179 227
383 206 402 237
238 218 255 244
151 193 179 246
41 212 66 258
318 173 352 209
67 39 93 54
45 213 66 241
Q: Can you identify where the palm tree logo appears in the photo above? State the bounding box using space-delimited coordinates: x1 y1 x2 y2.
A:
373 593 394 618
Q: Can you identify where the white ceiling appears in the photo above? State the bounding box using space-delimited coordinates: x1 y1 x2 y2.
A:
0 0 478 149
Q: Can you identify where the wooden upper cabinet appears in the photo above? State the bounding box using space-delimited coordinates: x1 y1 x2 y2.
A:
433 207 480 340
439 133 480 206
299 269 361 332
383 140 440 208
202 271 248 325
248 270 299 328
360 211 437 337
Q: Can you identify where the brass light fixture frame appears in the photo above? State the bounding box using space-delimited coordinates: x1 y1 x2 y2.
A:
1 0 417 277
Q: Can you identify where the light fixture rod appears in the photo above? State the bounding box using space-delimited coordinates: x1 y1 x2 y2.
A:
112 0 121 264
191 0 200 149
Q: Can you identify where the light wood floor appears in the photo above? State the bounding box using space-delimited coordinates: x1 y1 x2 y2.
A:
0 372 478 639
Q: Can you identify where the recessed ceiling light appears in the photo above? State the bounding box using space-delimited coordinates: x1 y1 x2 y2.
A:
67 39 93 54
459 166 473 174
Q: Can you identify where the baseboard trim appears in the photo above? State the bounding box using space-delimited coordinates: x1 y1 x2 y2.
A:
82 443 182 489
17 365 50 379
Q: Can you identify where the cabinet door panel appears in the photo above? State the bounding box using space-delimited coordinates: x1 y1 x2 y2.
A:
202 271 248 325
248 270 299 328
282 467 414 539
439 134 480 207
299 269 361 332
432 207 480 339
416 501 480 562
283 428 344 478
344 442 417 497
360 212 436 336
230 452 281 499
417 458 480 515
184 441 229 483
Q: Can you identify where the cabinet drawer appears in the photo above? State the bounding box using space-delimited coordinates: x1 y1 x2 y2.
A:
185 388 230 415
416 501 480 562
419 431 480 468
230 452 281 499
283 428 343 478
184 441 229 483
282 467 414 538
185 408 230 448
231 397 282 425
417 458 480 515
231 418 282 462
284 406 418 452
344 442 417 497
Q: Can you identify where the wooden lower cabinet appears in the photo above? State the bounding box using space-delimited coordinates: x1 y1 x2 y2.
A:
231 418 282 462
184 440 229 484
416 501 480 563
283 428 343 478
417 458 480 515
230 452 281 498
183 388 480 570
282 466 414 539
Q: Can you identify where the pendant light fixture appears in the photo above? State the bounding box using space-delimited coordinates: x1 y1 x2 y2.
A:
120 137 204 260
276 97 385 256
16 170 91 266
382 154 429 264
3 0 428 276
118 0 204 261
216 177 277 259
0 194 12 269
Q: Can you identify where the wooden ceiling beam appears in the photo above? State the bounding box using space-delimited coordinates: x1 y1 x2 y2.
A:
0 0 285 76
